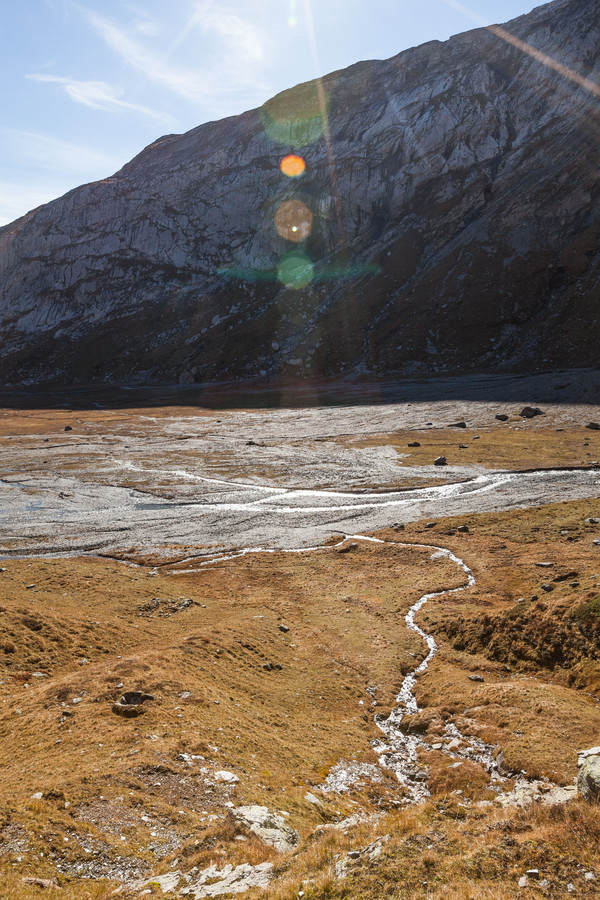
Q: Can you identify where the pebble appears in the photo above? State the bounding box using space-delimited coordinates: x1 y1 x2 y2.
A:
518 875 528 888
585 872 596 881
434 456 447 466
278 624 290 633
468 674 484 682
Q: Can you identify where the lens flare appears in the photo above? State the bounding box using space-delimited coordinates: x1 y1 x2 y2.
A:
280 154 306 177
278 250 314 289
288 0 297 26
275 199 313 242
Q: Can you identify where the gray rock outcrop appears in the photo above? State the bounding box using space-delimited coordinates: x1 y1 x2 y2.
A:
577 754 600 801
1 0 599 385
232 805 299 852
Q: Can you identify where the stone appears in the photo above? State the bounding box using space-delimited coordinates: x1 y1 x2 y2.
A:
535 561 553 567
495 414 509 421
213 771 239 784
468 674 484 682
232 805 299 852
305 792 321 805
112 701 144 718
64 425 73 431
457 524 469 533
585 872 596 881
526 869 540 879
459 443 468 449
408 441 421 447
448 421 467 428
144 872 183 893
278 624 289 633
120 690 154 705
496 780 577 808
578 746 600 765
180 862 274 898
518 875 528 888
577 754 600 801
520 407 544 418
434 456 447 466
585 422 600 430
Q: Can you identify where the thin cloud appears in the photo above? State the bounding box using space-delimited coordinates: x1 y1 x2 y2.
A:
26 74 170 121
3 129 124 176
80 3 272 111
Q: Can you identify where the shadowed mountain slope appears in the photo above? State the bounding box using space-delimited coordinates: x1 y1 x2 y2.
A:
0 0 599 386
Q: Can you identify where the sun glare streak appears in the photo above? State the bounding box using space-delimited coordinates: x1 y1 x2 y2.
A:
441 0 600 101
301 0 344 237
288 0 297 27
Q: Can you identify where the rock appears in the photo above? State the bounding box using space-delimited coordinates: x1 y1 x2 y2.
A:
180 862 274 897
497 780 577 808
586 518 600 524
2 2 600 386
30 792 44 800
120 690 154 705
578 746 600 765
425 522 436 529
305 792 321 805
448 421 467 428
567 884 575 893
585 422 600 430
468 674 484 682
458 443 468 449
457 524 469 533
262 662 282 671
64 425 73 431
278 624 289 633
518 875 528 888
338 542 358 553
585 872 596 881
519 407 544 418
526 869 540 879
213 771 239 784
434 456 447 466
408 441 421 447
232 806 299 852
22 878 60 889
144 872 183 893
577 754 600 801
495 414 509 421
112 701 144 718
535 561 553 567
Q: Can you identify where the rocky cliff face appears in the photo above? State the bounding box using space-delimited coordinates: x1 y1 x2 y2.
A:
1 0 599 385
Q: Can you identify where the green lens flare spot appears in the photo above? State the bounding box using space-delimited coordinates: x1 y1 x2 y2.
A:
278 251 314 290
262 80 328 148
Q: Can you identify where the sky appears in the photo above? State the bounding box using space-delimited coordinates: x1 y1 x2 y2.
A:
1 0 545 226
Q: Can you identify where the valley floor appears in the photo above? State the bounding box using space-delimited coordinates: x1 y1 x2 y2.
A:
0 377 599 898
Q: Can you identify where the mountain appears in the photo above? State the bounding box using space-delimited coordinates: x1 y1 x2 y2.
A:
1 0 599 386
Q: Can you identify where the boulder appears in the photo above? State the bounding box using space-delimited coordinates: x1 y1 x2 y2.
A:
577 754 600 801
434 456 447 466
232 805 299 852
495 414 509 421
585 422 600 430
519 407 544 418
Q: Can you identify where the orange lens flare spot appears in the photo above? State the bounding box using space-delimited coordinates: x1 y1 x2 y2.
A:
280 154 306 177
